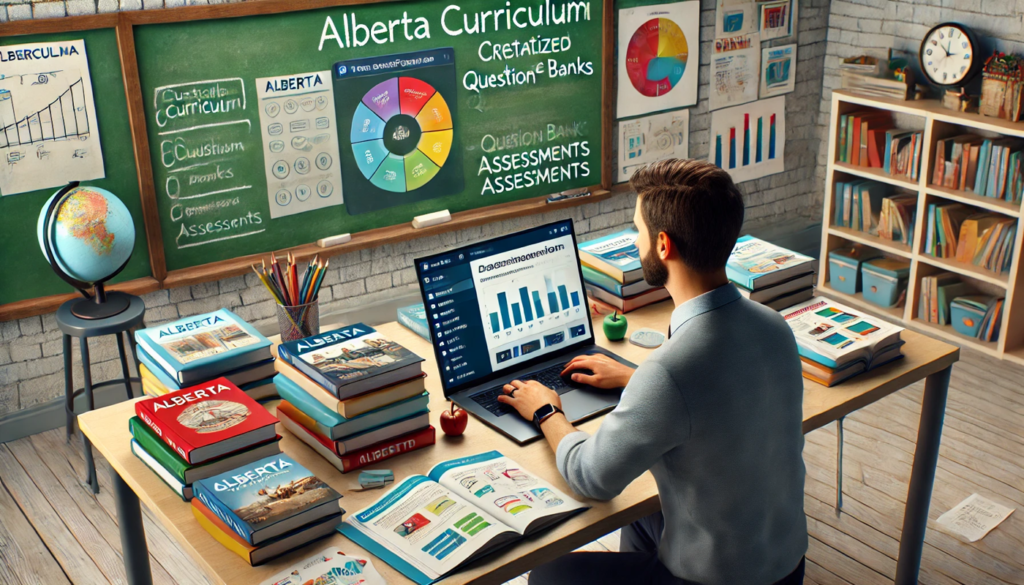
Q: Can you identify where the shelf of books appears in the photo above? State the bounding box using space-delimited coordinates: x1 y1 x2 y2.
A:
822 90 1024 365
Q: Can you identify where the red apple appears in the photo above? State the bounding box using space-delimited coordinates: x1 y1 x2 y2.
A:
440 402 468 436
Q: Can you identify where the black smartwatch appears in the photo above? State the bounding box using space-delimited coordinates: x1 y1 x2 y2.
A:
532 404 564 430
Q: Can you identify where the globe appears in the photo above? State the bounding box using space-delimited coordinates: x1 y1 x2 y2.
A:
36 185 136 285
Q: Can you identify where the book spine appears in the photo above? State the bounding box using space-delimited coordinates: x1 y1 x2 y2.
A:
129 417 189 483
135 403 197 464
274 373 345 426
339 426 437 473
278 349 342 395
193 481 256 544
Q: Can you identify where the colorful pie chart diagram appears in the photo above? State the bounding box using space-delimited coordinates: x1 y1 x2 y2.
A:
350 76 454 193
625 18 689 97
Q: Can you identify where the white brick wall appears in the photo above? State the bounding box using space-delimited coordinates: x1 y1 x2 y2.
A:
0 0 829 416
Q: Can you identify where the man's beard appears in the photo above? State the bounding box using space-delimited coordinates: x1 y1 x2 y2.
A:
641 245 669 287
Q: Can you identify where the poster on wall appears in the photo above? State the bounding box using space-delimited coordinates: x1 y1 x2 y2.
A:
708 96 785 183
0 39 105 196
715 0 757 37
758 0 795 40
617 1 700 118
616 109 689 183
710 34 760 111
760 44 797 98
256 70 344 219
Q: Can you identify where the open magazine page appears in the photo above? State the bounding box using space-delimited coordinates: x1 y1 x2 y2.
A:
782 297 903 362
343 475 517 582
428 451 588 535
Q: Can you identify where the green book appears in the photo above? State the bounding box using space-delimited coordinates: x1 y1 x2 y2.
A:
129 417 281 486
839 115 848 162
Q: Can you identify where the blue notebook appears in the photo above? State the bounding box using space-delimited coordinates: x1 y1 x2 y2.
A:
134 309 271 385
397 303 430 341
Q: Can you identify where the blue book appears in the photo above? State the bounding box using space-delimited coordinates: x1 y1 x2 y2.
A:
834 181 845 227
192 454 342 545
134 309 271 385
581 265 656 298
137 344 276 391
577 229 642 283
727 235 815 291
396 304 430 341
277 324 424 398
275 373 430 440
974 140 992 194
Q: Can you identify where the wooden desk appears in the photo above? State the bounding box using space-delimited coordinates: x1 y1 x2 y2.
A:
79 299 959 585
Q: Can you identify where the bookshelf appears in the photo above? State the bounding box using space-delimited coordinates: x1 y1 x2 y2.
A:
821 90 1024 366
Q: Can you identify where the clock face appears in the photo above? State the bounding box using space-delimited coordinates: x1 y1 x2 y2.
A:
922 24 974 85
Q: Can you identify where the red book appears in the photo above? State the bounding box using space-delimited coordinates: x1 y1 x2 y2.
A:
867 126 892 168
135 377 278 464
279 408 435 473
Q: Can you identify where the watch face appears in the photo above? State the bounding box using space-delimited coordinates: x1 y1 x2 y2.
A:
922 24 974 86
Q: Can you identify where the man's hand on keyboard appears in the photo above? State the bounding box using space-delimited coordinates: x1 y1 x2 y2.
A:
498 379 562 421
562 354 636 389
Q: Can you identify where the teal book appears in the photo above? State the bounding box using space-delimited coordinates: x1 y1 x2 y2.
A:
397 303 430 341
193 454 342 545
581 265 656 298
274 373 430 440
134 309 272 385
137 344 276 391
727 235 815 291
577 229 642 283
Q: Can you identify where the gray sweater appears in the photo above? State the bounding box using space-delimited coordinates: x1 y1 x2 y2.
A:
556 284 807 584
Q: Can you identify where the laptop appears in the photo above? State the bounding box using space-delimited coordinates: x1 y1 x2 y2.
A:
414 218 636 444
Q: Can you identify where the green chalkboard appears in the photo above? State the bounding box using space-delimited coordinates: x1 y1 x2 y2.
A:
135 0 604 272
0 28 152 306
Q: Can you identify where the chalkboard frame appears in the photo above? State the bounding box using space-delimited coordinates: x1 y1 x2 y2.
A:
0 0 616 321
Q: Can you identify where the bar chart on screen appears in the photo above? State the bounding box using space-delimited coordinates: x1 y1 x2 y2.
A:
482 269 586 341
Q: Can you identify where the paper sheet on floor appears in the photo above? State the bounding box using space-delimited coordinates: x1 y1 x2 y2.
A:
936 493 1015 542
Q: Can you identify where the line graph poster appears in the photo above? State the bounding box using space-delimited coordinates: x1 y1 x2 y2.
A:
708 96 785 183
0 40 104 196
617 1 700 118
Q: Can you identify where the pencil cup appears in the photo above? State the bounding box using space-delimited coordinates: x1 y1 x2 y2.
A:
276 300 319 343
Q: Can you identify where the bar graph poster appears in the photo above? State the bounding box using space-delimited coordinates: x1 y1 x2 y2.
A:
0 39 104 196
760 44 797 98
708 96 785 183
709 34 760 111
715 0 757 37
616 109 689 183
617 1 700 118
470 232 589 371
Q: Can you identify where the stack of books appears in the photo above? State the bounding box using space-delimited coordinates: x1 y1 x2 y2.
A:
578 229 670 312
396 303 430 340
837 110 893 168
135 309 277 401
129 378 282 502
931 134 1024 203
273 323 435 473
925 205 1017 272
833 179 917 244
192 453 343 565
884 129 924 181
782 297 904 386
727 236 817 311
923 202 971 259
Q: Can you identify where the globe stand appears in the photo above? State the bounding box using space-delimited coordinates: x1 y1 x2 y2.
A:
41 182 134 321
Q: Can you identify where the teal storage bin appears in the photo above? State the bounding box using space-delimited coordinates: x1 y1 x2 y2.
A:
861 258 910 307
950 296 989 338
828 246 881 295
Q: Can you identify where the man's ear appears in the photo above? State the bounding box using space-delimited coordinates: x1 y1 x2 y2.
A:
658 231 672 261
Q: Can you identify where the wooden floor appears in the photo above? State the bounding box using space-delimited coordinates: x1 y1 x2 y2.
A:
0 347 1022 585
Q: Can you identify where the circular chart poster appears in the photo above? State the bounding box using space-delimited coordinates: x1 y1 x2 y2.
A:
617 2 700 118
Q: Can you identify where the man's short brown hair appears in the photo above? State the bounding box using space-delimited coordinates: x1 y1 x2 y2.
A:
629 159 745 274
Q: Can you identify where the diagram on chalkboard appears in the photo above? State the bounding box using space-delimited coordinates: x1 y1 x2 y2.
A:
617 2 700 119
0 39 104 196
335 48 463 216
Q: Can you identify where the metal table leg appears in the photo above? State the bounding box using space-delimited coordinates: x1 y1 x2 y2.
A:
63 335 73 442
80 338 99 494
110 466 153 585
894 365 952 585
116 333 134 400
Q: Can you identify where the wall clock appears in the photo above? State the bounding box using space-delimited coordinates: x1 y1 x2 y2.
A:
919 23 981 87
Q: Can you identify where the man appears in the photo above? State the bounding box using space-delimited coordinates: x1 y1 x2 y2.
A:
497 159 807 585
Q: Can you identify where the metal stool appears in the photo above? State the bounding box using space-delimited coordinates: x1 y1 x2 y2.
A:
57 291 145 493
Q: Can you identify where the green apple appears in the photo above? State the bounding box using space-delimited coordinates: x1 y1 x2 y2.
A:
603 311 628 341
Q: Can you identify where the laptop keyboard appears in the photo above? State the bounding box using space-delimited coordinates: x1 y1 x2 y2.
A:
470 363 571 417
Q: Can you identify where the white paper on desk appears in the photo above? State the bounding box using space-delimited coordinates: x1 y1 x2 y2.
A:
258 547 386 585
936 493 1015 542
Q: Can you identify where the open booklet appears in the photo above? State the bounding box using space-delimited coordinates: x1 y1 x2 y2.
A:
338 451 589 584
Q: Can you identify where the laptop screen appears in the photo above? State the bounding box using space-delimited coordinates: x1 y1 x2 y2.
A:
414 219 593 397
